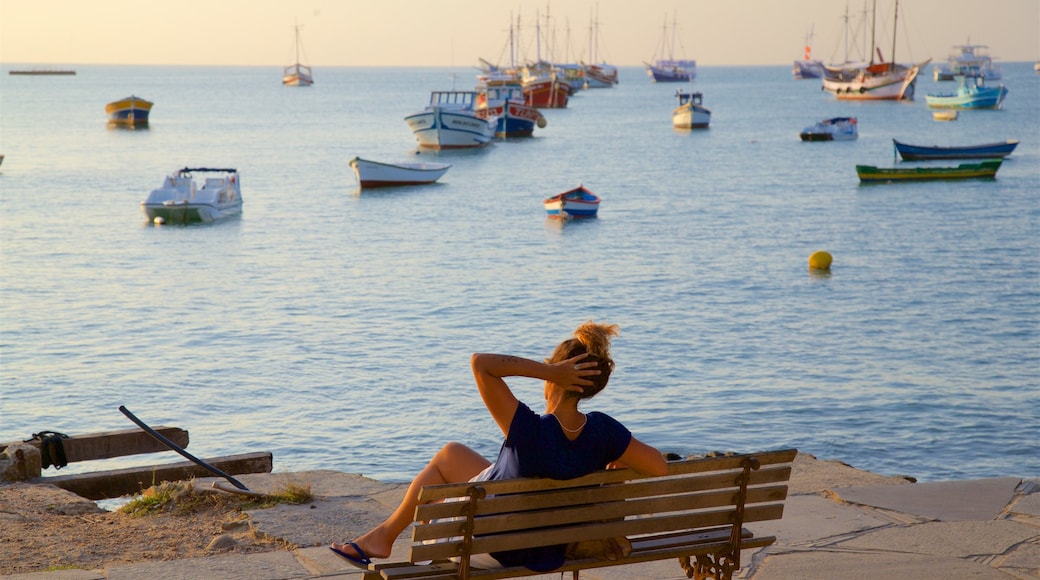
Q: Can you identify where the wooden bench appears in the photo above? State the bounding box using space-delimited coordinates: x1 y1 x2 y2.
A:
360 448 797 580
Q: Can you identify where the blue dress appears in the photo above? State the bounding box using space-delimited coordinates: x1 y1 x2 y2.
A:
485 402 632 571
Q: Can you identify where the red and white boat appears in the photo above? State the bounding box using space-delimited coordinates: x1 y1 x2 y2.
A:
476 81 546 138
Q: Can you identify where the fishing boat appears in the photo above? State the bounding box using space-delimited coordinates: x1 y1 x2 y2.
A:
105 95 153 126
282 23 313 86
349 157 452 188
582 7 619 88
672 91 711 129
404 91 497 150
799 117 858 141
925 73 1007 109
892 139 1018 161
821 0 927 101
475 81 547 138
520 65 571 109
792 26 823 79
644 14 696 83
933 43 1001 81
544 185 600 219
856 160 1002 183
141 168 243 224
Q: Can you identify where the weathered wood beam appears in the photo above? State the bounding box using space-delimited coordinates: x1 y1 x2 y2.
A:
33 452 273 500
11 426 190 463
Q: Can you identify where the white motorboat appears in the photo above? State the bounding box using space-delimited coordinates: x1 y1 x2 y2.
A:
349 157 452 188
672 91 711 129
141 167 243 224
404 91 497 150
799 117 858 141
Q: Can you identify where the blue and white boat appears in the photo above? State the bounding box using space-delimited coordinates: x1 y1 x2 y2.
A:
544 185 600 219
404 91 497 149
476 81 546 138
800 117 858 141
925 74 1007 109
644 14 695 83
892 139 1019 161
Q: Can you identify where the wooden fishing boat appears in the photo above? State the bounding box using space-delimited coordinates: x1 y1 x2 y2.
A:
893 139 1018 161
141 167 243 224
404 91 497 149
349 157 452 188
856 160 1002 183
925 73 1006 109
672 91 711 129
282 23 313 86
105 95 153 126
544 185 600 219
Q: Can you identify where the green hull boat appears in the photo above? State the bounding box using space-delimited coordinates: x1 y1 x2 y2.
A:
856 160 1002 183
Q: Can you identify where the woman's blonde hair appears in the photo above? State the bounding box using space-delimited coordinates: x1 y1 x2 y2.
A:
548 321 620 399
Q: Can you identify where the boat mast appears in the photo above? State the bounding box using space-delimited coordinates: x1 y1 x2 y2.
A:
891 0 899 65
294 22 301 65
868 0 876 65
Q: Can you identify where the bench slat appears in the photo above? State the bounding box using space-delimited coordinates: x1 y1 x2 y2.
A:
415 465 791 522
409 503 785 562
417 449 796 503
413 484 788 542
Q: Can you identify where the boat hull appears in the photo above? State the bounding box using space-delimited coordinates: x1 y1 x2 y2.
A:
349 157 451 187
544 186 600 219
523 78 569 109
822 63 923 100
105 96 153 126
645 60 696 83
856 160 1002 182
672 104 711 129
893 139 1018 161
925 85 1007 109
142 201 243 224
404 108 495 150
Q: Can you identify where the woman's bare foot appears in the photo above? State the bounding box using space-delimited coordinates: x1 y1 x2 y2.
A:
331 526 394 561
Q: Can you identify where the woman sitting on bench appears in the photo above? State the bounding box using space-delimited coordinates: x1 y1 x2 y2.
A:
331 321 668 572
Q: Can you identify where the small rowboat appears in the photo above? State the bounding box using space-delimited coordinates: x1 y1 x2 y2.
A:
893 139 1018 161
932 110 958 121
856 160 1002 183
349 157 452 188
544 185 600 219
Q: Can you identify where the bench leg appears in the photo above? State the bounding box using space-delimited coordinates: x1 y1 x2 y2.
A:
678 553 737 580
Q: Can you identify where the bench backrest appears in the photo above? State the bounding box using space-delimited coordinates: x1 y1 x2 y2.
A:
409 448 797 564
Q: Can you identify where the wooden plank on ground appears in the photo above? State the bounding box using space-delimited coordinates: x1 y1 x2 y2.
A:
11 426 190 463
32 452 272 500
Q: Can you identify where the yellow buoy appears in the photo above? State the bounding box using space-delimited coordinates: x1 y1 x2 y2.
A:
809 251 832 270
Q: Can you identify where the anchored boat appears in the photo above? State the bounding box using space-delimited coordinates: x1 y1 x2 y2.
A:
544 185 600 219
892 139 1018 161
856 160 1002 183
349 157 452 188
141 168 243 224
106 95 153 126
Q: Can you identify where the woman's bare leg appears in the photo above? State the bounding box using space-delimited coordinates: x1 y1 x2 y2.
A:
332 442 492 560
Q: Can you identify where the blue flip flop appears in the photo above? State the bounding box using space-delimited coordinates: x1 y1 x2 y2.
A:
330 542 373 569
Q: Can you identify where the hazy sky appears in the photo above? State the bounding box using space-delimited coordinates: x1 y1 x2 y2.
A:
2 0 1037 68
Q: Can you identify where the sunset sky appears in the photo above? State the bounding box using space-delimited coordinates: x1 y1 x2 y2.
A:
2 0 1037 68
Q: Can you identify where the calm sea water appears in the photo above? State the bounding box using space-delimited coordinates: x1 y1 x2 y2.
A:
1 64 1037 484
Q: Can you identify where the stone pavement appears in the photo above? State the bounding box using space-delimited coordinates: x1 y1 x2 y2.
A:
4 454 1038 579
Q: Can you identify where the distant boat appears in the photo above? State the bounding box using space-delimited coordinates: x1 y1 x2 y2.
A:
282 23 313 87
933 43 1001 81
141 168 243 224
672 90 711 129
856 160 1002 183
404 91 497 150
105 95 153 126
582 6 619 88
892 139 1018 161
821 0 928 101
932 110 958 121
544 185 600 219
349 157 452 188
792 26 823 79
800 117 858 141
925 74 1007 110
9 69 75 75
644 13 696 83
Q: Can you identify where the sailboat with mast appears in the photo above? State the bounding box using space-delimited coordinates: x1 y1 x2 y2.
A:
821 0 928 100
582 5 618 88
282 23 313 87
644 13 696 83
792 26 823 79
